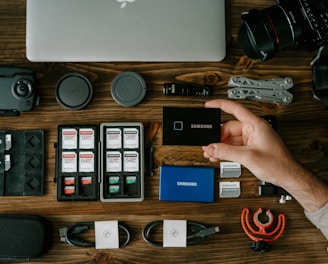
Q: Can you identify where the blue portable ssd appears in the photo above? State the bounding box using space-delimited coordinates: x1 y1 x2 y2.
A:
159 165 215 203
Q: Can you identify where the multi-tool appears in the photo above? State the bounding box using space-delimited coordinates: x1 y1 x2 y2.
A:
227 76 294 105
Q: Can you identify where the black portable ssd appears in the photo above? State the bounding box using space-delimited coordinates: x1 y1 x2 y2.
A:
162 107 221 146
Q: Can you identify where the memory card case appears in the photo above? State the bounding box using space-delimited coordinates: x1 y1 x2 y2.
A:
0 130 44 196
55 122 144 202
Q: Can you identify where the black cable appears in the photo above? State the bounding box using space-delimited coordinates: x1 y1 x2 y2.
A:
59 221 131 248
142 220 220 247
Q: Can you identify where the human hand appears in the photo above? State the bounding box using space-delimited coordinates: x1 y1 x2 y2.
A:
202 99 328 214
202 99 301 188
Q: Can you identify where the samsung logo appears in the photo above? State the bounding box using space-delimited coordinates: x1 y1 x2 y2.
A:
191 124 213 129
177 181 198 187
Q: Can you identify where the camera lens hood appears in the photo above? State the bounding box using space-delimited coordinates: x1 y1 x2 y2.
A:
239 9 275 61
239 4 298 61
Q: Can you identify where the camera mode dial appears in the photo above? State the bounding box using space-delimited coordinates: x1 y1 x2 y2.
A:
13 79 34 99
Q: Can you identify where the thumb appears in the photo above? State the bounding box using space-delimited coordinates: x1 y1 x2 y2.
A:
204 143 249 164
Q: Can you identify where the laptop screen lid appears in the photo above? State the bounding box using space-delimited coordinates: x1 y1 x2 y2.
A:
26 0 226 62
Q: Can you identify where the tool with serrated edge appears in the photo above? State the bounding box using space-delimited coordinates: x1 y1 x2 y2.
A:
227 76 294 105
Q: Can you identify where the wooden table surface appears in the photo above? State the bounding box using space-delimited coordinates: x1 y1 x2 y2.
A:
1 0 328 263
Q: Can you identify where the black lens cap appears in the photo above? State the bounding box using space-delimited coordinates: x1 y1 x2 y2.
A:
111 71 146 107
56 73 93 110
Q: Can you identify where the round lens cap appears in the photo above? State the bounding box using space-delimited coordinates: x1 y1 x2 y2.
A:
111 71 146 107
56 73 93 110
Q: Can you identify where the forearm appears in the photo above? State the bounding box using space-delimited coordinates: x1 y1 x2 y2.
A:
280 163 328 213
279 163 328 240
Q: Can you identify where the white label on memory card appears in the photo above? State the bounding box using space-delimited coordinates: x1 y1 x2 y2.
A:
5 134 12 151
220 162 241 178
79 152 95 172
62 129 78 149
79 128 95 149
123 128 139 149
62 152 77 172
5 154 11 171
219 182 241 198
123 151 139 172
106 128 122 149
106 151 122 172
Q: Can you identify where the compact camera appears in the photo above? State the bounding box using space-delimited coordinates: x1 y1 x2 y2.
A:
238 0 328 61
0 67 39 115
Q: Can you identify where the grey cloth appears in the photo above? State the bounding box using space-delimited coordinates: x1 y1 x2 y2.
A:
305 203 328 240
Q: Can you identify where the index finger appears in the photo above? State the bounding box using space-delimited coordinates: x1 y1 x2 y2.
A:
205 99 260 123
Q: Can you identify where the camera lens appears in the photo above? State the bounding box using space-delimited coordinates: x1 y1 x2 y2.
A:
238 4 301 61
13 79 33 98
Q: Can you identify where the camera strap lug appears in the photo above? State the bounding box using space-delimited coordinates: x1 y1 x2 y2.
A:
227 76 294 105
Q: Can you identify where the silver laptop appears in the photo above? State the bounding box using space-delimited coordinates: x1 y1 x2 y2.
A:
26 0 226 62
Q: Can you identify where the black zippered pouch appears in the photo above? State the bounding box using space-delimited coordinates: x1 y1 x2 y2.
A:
0 215 49 260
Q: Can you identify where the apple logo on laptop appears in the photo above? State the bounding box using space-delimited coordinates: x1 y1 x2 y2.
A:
116 0 136 9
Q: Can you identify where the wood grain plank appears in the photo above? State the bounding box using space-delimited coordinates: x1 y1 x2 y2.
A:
0 0 327 263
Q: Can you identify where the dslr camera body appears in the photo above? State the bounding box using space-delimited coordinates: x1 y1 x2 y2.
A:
239 0 328 61
239 0 328 105
0 67 39 115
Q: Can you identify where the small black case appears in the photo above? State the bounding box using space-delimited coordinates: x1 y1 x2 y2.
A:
0 215 49 260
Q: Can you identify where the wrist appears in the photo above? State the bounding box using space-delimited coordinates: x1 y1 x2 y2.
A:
281 166 328 212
